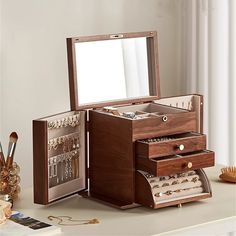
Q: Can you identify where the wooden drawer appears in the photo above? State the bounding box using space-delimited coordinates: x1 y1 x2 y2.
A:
96 103 197 140
136 132 206 158
136 150 215 176
132 111 197 140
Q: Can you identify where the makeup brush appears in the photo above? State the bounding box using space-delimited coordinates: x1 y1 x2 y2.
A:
0 142 5 169
6 132 18 170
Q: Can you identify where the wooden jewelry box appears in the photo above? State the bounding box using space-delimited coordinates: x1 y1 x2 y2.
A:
33 31 215 209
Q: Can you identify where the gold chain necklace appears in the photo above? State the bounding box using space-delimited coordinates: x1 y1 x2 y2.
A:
48 215 100 226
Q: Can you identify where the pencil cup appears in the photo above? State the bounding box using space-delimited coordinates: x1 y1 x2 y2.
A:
0 162 21 203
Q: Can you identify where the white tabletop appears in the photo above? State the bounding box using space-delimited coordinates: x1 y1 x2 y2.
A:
14 165 236 236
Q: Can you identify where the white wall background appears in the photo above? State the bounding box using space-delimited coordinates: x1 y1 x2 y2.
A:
176 0 236 166
0 0 181 188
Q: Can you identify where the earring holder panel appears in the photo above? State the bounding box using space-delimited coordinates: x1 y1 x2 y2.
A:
47 117 81 189
33 110 87 204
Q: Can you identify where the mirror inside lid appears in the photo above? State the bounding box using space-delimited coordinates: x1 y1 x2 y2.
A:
67 31 160 110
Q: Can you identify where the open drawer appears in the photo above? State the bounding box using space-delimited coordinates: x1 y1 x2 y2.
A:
136 150 215 176
136 132 206 158
135 169 212 209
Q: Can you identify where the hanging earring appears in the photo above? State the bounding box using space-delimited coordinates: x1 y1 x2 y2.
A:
48 121 53 129
53 138 58 150
72 137 76 149
76 137 80 148
63 138 68 153
68 116 73 126
48 140 53 151
68 153 73 178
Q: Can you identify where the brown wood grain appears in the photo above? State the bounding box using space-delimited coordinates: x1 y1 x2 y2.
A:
67 38 78 111
147 31 160 97
132 111 197 140
89 110 135 206
136 151 215 176
135 171 155 208
70 31 156 43
136 133 206 158
33 120 49 204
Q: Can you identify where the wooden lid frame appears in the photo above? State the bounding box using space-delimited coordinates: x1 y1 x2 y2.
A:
67 31 161 110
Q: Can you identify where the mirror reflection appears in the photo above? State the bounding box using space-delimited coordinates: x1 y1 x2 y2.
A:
75 37 150 105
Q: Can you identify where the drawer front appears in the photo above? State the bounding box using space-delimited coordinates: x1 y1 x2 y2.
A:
132 111 197 140
136 132 206 158
136 150 215 176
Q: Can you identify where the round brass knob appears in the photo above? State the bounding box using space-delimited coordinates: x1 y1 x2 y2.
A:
178 144 185 151
187 162 193 168
162 115 168 122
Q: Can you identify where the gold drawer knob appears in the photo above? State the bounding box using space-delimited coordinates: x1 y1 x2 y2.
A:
178 144 185 151
187 162 193 168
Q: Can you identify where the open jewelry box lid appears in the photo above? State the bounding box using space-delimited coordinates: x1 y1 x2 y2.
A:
67 31 161 110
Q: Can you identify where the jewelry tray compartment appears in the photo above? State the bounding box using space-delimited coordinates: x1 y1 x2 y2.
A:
136 132 206 158
135 169 212 209
33 110 87 204
96 103 197 140
136 150 215 176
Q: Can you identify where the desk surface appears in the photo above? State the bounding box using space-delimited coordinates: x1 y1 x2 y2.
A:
14 166 236 236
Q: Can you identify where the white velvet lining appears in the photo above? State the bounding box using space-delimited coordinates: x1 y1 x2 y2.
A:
156 188 204 204
98 102 190 120
150 175 201 192
138 169 209 204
